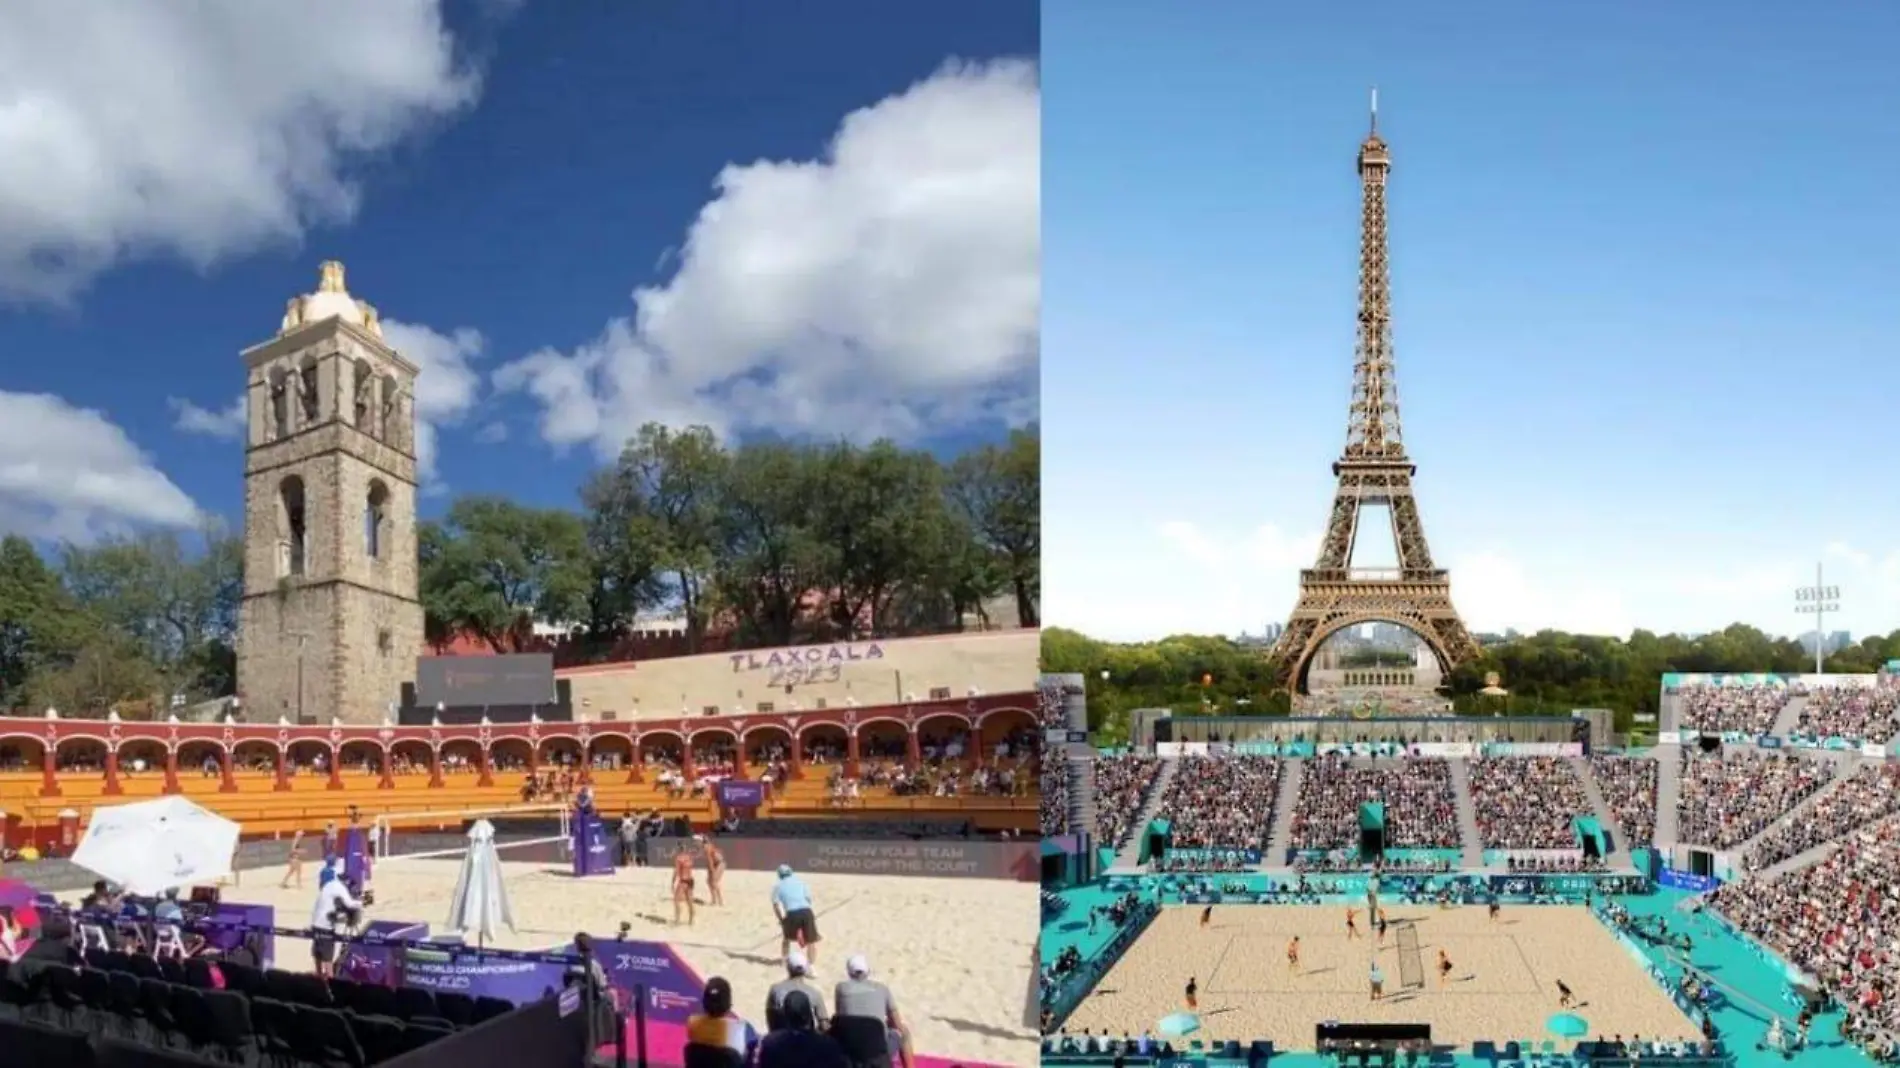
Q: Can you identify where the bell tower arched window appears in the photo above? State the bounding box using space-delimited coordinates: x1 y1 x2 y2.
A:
365 480 389 559
278 476 307 577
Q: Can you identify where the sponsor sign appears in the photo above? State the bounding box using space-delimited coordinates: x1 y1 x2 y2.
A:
594 939 704 1022
1409 742 1475 758
1863 743 1887 759
571 812 613 877
651 836 1036 881
1633 713 1657 723
1486 874 1611 899
728 641 885 688
1658 868 1720 893
1720 731 1749 745
1757 735 1783 749
1165 847 1262 866
1657 731 1681 745
715 780 767 808
415 653 556 708
1483 742 1583 757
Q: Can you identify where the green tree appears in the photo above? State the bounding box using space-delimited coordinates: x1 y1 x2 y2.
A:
952 428 1039 627
418 499 592 651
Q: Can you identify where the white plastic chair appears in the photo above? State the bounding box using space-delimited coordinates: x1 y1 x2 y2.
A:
152 923 187 960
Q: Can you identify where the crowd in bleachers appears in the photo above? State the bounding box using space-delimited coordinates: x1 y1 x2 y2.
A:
1090 755 1164 848
1153 755 1281 853
1038 680 1070 836
1288 755 1460 850
1587 754 1659 845
1744 762 1900 873
1794 685 1900 745
1468 757 1591 849
1677 751 1834 849
1713 813 1900 1059
1676 683 1792 736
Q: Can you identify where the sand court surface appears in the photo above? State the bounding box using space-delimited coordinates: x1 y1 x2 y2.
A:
1064 904 1699 1049
59 854 1040 1066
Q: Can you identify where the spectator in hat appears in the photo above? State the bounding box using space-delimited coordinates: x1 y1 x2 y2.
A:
772 864 821 969
834 954 914 1068
766 948 829 1032
759 990 847 1068
685 975 761 1065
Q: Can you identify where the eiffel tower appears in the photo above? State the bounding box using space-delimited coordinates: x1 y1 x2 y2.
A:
1269 95 1479 694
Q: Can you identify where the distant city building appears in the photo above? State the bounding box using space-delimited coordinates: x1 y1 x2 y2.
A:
1798 630 1853 657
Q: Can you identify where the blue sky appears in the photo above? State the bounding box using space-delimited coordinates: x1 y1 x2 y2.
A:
0 2 1037 542
1042 0 1900 642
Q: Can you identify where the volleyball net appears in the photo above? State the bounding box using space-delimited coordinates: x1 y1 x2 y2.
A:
1395 921 1425 989
372 803 575 866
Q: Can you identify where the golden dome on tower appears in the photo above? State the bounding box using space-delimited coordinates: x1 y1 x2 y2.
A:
279 260 383 339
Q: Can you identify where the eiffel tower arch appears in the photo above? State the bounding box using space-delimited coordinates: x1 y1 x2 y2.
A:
1268 95 1480 696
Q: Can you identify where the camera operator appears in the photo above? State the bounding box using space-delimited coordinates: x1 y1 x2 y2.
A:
310 867 363 979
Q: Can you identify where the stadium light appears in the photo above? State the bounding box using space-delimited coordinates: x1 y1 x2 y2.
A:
1793 562 1841 676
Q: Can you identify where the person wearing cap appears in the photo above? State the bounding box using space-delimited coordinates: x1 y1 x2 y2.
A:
766 948 829 1033
771 864 821 968
834 954 915 1068
684 975 761 1064
758 990 847 1068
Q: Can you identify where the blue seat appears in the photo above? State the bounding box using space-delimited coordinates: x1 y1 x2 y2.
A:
1474 1041 1499 1062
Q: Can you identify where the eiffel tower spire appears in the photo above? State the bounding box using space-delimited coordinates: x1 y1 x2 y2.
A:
1345 87 1404 465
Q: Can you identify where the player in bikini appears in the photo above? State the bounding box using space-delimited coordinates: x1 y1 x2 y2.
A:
1286 936 1301 974
1346 907 1361 939
672 845 697 926
1184 975 1198 1011
703 837 726 907
1437 948 1454 989
280 831 307 890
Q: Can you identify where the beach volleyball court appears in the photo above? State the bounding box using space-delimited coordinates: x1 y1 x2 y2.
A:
1064 904 1699 1050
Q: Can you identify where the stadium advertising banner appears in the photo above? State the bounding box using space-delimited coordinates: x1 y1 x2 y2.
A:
714 780 767 807
1658 731 1682 745
1658 869 1721 893
1486 874 1617 899
652 836 1036 881
1168 847 1262 866
1409 742 1475 758
1757 735 1783 748
1483 742 1583 757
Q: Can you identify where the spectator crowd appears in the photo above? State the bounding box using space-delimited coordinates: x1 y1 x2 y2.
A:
1091 755 1164 848
1288 754 1461 850
1745 763 1900 873
1677 683 1791 736
1678 751 1835 849
1587 754 1659 845
1154 755 1282 853
1713 813 1900 1060
1038 679 1070 837
1468 757 1592 849
1795 684 1900 745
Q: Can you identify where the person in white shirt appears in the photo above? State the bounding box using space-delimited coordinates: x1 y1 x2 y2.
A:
310 868 362 978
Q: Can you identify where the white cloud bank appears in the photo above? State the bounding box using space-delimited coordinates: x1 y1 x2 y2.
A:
0 2 488 540
0 0 477 303
494 58 1042 454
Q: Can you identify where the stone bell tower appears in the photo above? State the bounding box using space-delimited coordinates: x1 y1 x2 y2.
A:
236 262 424 725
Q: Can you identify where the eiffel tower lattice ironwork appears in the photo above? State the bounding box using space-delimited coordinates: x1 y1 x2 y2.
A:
1269 95 1479 693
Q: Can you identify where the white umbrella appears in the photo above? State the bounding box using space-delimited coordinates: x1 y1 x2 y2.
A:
72 796 241 896
446 819 514 947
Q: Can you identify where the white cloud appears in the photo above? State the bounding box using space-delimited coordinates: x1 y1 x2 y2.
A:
0 392 200 541
166 395 246 439
382 320 484 481
494 58 1041 455
0 2 479 303
168 319 485 483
